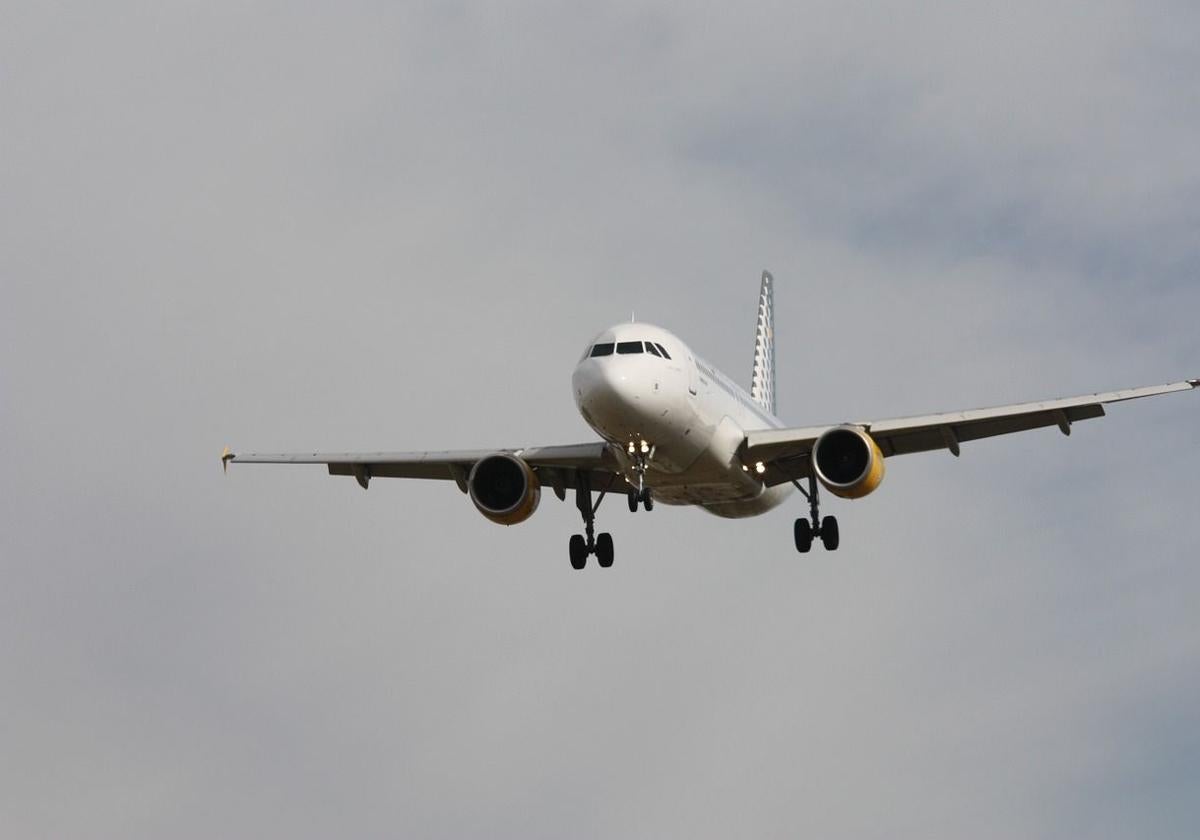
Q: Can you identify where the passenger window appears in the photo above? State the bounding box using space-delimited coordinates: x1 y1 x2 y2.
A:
654 343 671 359
616 341 644 354
645 342 662 357
590 343 615 357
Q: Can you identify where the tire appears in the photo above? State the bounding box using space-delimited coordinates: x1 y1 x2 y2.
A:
595 532 614 568
642 490 654 511
628 493 638 513
794 518 813 553
821 516 840 551
569 534 588 569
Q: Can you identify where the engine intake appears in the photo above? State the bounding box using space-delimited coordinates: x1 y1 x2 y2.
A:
468 453 541 525
813 425 886 499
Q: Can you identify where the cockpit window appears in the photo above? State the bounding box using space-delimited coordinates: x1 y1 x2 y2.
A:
590 340 668 358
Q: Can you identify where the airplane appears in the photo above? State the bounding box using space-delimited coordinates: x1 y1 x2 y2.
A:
223 272 1198 569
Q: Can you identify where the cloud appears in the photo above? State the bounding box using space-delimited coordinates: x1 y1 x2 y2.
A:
2 2 1198 837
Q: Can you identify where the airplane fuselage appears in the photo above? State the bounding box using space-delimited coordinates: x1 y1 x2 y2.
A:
572 323 793 518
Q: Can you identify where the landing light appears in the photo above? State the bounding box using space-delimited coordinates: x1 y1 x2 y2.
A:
755 461 766 475
640 441 650 454
627 442 636 455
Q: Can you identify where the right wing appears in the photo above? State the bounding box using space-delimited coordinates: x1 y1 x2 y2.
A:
745 378 1199 486
223 442 628 498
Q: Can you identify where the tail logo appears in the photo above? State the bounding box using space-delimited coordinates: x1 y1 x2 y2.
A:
750 270 776 415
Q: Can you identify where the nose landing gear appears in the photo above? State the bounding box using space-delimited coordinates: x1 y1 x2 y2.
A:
626 441 655 513
792 472 839 552
627 487 653 512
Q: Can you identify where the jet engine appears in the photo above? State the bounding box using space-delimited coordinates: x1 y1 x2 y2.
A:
468 453 541 525
812 425 886 499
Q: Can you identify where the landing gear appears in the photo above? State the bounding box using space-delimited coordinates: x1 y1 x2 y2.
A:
625 441 655 513
627 487 653 512
792 472 840 552
570 473 614 570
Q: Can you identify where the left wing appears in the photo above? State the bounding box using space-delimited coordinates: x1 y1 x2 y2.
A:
745 379 1199 487
223 442 627 497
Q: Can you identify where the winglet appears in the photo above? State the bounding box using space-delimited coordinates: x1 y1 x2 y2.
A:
1189 379 1199 388
221 446 235 473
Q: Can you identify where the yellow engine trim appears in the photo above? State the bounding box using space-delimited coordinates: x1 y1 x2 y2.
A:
469 454 542 525
481 482 541 525
816 427 886 500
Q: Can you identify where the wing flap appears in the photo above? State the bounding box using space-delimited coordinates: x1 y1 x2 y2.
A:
878 402 1107 456
225 442 623 495
326 461 467 481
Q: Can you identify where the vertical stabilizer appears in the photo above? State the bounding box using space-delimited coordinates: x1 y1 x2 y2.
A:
750 270 776 415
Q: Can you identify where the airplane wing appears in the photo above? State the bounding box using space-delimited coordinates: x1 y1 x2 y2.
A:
745 379 1199 487
222 442 628 498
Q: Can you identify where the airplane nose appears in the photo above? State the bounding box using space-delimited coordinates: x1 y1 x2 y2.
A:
573 356 674 443
575 354 665 423
575 359 644 412
571 363 599 406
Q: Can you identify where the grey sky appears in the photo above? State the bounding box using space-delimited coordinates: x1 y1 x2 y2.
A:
3 2 1198 837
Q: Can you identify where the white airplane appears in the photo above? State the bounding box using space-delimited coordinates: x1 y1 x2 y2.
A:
224 272 1198 569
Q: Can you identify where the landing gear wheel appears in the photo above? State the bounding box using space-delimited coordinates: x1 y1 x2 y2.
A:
794 518 813 553
820 516 840 551
595 532 614 568
569 534 588 570
629 489 653 512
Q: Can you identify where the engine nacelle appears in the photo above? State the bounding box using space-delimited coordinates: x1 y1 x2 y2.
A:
468 453 541 525
812 425 886 499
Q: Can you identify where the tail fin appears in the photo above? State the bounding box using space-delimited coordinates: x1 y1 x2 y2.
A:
750 270 776 415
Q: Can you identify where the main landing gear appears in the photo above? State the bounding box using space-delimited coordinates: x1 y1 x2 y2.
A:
792 472 839 553
570 475 614 570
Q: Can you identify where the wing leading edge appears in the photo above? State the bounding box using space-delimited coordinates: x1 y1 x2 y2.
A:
745 379 1199 487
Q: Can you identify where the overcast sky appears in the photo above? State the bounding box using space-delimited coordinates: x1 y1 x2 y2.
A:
3 2 1199 837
